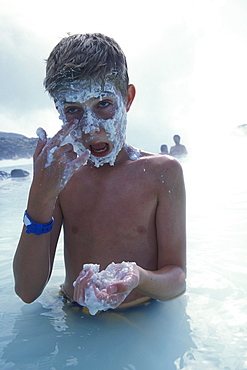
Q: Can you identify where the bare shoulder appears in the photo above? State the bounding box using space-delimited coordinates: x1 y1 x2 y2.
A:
138 150 183 176
133 151 185 197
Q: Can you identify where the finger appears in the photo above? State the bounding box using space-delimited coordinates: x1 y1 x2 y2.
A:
65 151 77 162
34 128 47 161
73 284 85 306
36 127 47 142
73 283 79 301
72 149 91 169
47 123 77 148
81 268 94 280
73 275 86 302
74 268 94 286
73 269 94 305
54 143 75 158
94 287 119 303
107 282 127 295
107 276 137 295
57 149 90 173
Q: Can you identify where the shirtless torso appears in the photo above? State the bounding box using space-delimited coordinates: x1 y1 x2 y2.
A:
170 144 187 157
54 149 184 307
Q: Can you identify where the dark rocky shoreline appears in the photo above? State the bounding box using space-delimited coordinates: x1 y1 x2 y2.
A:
0 169 30 179
0 132 37 160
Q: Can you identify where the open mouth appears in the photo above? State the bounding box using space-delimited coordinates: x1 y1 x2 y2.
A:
89 142 110 157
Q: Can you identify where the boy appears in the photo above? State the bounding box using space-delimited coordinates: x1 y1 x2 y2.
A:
13 33 186 313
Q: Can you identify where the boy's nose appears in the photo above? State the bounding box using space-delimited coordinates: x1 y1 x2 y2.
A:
85 119 101 134
81 108 101 134
88 125 100 134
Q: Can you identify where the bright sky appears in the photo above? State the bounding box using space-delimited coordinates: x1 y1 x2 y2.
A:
1 0 247 153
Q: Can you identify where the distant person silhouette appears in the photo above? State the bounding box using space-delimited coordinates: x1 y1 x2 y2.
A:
170 135 187 157
160 144 168 155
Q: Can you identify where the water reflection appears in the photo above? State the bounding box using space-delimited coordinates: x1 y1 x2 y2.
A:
1 134 247 369
2 296 194 370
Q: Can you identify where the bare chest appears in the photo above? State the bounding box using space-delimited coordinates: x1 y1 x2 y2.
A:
59 162 158 268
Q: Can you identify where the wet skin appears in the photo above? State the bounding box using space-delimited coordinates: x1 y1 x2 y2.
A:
13 85 186 310
58 146 184 306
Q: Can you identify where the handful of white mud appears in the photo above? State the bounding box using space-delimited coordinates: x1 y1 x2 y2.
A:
74 261 136 315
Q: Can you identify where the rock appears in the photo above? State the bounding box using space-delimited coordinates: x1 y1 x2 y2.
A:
11 169 30 178
0 171 10 180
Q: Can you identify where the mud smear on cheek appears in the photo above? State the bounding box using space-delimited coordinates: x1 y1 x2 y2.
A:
54 81 127 167
54 101 87 156
90 95 127 167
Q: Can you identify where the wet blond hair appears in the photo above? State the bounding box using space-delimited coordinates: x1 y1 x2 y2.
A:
44 33 129 100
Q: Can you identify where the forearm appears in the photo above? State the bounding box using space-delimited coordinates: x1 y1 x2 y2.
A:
13 228 53 303
26 180 57 223
13 124 89 303
136 265 186 301
13 177 60 302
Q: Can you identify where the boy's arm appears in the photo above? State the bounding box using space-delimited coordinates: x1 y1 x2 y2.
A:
13 202 63 303
136 158 186 300
108 158 186 301
13 124 90 303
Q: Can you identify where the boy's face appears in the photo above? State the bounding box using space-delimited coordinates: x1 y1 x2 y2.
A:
54 80 128 167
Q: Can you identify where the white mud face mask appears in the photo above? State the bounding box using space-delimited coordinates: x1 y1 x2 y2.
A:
54 80 127 167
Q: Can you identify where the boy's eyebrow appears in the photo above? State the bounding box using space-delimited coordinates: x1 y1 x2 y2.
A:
63 91 115 104
63 97 99 104
102 90 114 95
62 100 81 104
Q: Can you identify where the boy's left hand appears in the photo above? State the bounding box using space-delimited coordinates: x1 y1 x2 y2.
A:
105 263 139 295
92 263 139 308
73 262 140 313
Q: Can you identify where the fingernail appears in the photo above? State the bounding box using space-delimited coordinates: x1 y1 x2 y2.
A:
108 286 117 294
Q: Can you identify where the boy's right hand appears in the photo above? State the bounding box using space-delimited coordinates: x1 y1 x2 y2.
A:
73 268 95 306
29 123 90 213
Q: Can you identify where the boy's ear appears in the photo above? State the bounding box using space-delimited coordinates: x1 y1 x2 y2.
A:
126 84 136 112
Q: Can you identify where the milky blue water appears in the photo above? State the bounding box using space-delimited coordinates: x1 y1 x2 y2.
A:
0 135 247 370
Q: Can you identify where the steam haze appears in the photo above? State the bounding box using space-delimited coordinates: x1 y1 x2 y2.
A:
1 0 247 154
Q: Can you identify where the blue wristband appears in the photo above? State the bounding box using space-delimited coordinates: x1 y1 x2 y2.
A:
23 210 54 235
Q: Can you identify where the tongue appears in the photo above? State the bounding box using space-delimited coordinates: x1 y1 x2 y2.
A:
90 143 108 152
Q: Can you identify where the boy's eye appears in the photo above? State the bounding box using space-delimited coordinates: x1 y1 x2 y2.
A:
66 107 79 114
98 100 112 108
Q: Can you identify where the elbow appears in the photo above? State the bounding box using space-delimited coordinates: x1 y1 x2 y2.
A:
14 285 40 304
159 270 186 302
158 287 186 302
176 280 186 298
180 271 186 293
174 271 186 298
